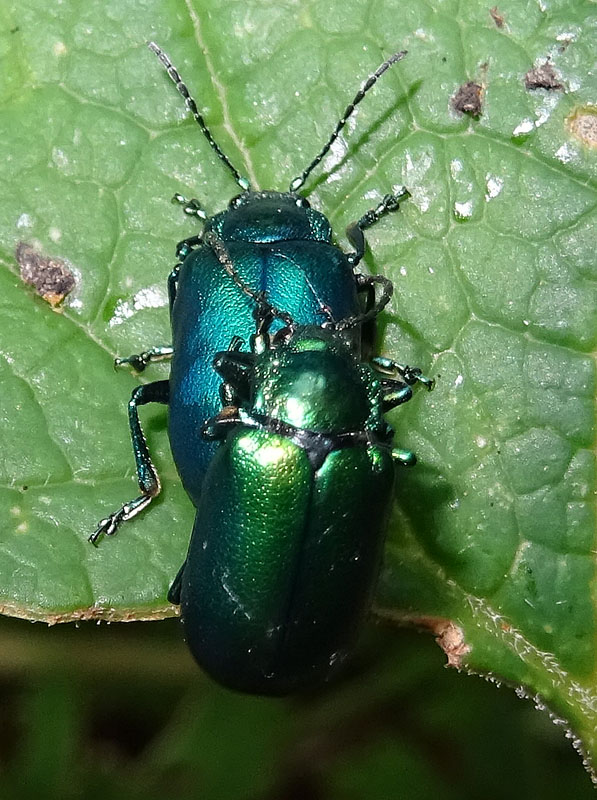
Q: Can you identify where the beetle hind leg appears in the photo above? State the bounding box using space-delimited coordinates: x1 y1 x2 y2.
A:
89 380 169 545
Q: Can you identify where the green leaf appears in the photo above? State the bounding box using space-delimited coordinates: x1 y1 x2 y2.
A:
0 0 596 774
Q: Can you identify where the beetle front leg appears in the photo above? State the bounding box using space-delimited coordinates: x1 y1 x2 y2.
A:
175 234 203 260
212 344 255 406
115 265 179 372
89 380 169 545
171 192 207 220
168 263 180 312
346 188 410 266
115 346 174 373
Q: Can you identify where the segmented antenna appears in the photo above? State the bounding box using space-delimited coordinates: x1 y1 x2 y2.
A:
289 50 407 193
333 275 394 331
274 251 337 324
204 232 294 327
303 272 336 324
148 42 250 192
205 231 392 334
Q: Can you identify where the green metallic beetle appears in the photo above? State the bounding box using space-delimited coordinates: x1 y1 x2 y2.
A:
168 280 432 694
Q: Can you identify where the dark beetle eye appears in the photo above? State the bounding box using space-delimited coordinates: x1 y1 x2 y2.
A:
295 196 310 209
229 195 243 208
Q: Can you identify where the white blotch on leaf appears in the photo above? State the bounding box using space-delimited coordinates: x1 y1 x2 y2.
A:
512 119 534 137
109 285 169 326
485 175 503 200
555 143 576 163
454 200 473 219
16 213 32 229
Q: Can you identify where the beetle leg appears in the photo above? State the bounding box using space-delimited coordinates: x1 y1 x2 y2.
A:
171 193 207 219
372 357 435 391
334 274 393 333
391 446 417 467
89 380 169 546
202 407 243 440
357 273 393 316
114 265 179 372
380 379 413 411
115 346 174 373
213 349 255 406
353 274 377 354
345 188 411 266
357 273 375 312
168 263 180 312
175 234 203 260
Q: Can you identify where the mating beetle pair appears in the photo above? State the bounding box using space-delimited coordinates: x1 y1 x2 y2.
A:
91 42 433 694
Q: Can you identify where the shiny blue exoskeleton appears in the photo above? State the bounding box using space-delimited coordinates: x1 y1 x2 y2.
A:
169 191 383 503
89 42 434 693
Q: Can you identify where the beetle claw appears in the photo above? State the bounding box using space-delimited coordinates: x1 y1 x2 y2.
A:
114 354 148 372
89 512 122 546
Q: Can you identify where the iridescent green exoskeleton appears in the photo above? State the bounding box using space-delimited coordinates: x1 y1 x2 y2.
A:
168 296 431 694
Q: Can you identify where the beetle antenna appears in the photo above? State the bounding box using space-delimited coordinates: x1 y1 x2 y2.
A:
274 252 336 324
334 274 394 331
204 232 294 327
148 42 251 192
289 50 407 193
303 273 336 324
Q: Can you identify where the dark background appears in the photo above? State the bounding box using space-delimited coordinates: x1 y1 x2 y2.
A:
0 617 593 799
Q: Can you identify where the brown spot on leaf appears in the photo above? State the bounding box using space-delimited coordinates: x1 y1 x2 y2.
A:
489 6 505 28
376 609 471 668
452 81 483 117
567 106 597 149
408 616 471 667
16 242 76 308
524 62 563 91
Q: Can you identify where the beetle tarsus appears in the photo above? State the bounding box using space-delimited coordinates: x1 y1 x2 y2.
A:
115 346 174 372
89 495 153 546
172 193 207 219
